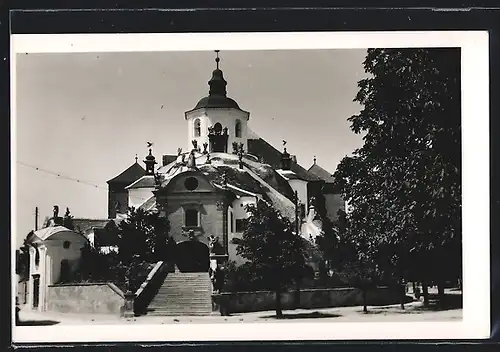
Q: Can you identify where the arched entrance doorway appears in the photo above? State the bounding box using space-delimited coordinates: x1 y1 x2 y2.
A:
174 240 210 272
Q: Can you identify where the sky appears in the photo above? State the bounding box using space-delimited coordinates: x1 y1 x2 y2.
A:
14 49 366 246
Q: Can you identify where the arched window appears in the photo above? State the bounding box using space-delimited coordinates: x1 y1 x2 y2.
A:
235 120 242 138
194 119 201 137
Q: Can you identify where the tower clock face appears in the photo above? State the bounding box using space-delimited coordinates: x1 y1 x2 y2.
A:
184 177 199 191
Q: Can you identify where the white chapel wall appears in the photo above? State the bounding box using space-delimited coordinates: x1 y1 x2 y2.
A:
287 179 309 211
128 188 155 209
228 196 255 266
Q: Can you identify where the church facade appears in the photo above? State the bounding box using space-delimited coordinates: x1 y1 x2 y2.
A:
102 51 345 271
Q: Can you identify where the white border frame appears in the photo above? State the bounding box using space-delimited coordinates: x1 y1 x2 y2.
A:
11 31 490 342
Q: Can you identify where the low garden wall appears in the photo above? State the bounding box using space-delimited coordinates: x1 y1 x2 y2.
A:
47 283 125 315
214 287 412 313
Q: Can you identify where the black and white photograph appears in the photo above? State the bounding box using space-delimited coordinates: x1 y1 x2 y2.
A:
11 31 489 342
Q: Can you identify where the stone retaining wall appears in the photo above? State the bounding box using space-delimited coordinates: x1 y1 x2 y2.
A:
47 283 124 315
215 287 411 313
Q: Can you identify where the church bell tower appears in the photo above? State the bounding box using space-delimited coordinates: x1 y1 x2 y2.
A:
184 50 250 154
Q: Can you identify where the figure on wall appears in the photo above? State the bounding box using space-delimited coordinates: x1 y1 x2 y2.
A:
187 150 197 170
115 200 121 213
187 229 197 241
237 143 245 169
208 235 224 255
47 205 63 227
208 123 229 153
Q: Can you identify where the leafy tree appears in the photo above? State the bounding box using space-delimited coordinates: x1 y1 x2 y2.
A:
234 199 308 318
74 207 171 292
332 48 461 305
117 207 171 264
316 209 381 312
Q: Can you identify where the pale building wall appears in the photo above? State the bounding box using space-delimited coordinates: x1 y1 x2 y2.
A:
27 231 86 312
186 108 250 153
228 196 256 266
128 188 155 209
287 179 309 210
164 193 223 248
27 245 46 311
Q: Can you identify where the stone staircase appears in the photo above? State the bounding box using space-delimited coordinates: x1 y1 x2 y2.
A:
146 272 213 316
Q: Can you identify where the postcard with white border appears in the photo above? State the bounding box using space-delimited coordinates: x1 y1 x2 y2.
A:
11 31 490 343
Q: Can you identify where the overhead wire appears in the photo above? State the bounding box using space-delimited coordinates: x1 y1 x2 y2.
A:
16 161 153 202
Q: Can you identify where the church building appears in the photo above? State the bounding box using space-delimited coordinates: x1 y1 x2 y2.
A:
101 51 345 271
20 51 345 316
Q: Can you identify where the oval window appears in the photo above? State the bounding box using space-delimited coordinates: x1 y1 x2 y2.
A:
184 177 199 191
63 241 71 249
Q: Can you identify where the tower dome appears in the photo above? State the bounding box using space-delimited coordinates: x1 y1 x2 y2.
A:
184 50 250 154
190 51 242 111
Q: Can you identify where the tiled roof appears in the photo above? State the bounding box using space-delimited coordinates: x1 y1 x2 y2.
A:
107 162 145 184
73 218 111 236
243 158 296 201
138 196 157 212
32 226 85 242
276 169 303 181
243 165 297 222
308 163 335 183
126 175 156 189
247 138 322 182
198 164 265 195
162 154 177 167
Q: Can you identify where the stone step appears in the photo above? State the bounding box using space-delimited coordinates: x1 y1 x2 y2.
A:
159 281 210 284
150 299 211 304
149 306 212 310
155 292 211 296
149 306 212 311
152 296 211 300
156 289 211 293
145 272 213 316
161 284 210 286
149 296 211 302
147 311 213 316
159 282 211 290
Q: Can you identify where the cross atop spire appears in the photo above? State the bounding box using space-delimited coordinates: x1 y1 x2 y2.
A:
208 50 227 97
135 154 138 163
215 50 220 70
